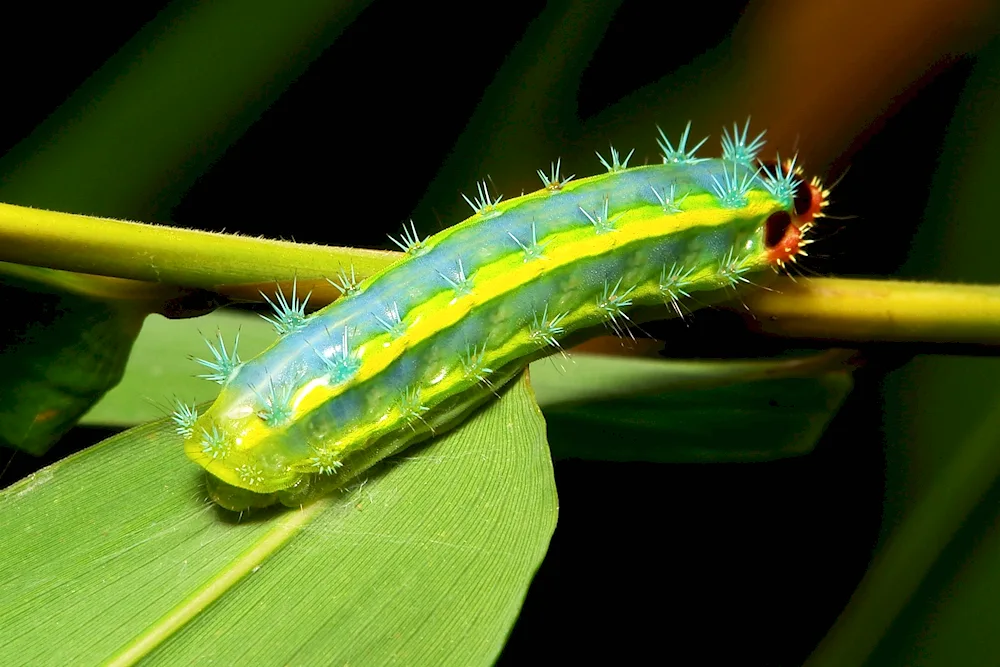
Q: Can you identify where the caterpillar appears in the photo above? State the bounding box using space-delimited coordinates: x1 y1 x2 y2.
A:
173 120 828 511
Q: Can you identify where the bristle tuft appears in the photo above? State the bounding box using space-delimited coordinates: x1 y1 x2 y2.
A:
309 445 344 475
438 258 473 295
199 424 230 459
760 153 802 208
315 326 361 383
721 118 767 164
710 162 757 209
194 330 242 384
580 195 618 234
328 264 360 297
261 279 310 336
657 121 708 164
650 184 688 214
462 180 503 217
597 278 636 338
254 380 294 427
718 248 753 288
373 302 405 337
596 146 635 173
537 158 574 191
508 221 546 261
461 342 494 387
388 219 427 255
529 304 568 349
170 400 199 437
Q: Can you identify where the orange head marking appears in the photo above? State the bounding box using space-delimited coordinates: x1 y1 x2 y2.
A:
764 210 802 267
763 162 829 268
800 175 830 224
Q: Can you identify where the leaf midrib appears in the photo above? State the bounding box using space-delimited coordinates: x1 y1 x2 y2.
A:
105 497 331 666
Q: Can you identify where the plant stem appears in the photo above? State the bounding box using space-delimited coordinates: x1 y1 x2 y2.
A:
0 202 398 295
739 277 1000 348
4 201 1000 348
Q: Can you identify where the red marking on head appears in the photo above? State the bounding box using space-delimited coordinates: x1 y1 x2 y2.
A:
764 210 803 265
764 172 828 268
799 178 827 223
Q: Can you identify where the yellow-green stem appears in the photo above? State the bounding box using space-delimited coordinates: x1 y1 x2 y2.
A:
0 202 398 294
740 277 1000 347
4 201 1000 349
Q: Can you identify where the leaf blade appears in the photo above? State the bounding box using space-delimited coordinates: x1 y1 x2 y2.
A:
1 373 556 666
532 352 852 463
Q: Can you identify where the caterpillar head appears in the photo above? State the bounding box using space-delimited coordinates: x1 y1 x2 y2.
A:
759 157 828 270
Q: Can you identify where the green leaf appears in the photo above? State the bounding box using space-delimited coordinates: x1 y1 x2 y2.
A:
532 353 852 463
82 310 277 426
0 372 556 666
0 269 151 454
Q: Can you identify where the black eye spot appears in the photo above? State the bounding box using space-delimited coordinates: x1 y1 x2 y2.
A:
793 179 812 216
765 211 791 248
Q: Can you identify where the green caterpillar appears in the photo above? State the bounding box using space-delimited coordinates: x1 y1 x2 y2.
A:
173 120 826 511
